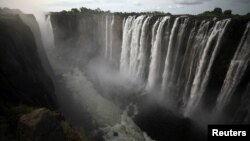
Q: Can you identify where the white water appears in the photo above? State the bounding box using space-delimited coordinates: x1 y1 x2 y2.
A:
185 19 231 116
137 17 151 79
162 17 192 96
104 14 115 62
182 20 213 106
105 15 109 58
215 22 250 112
129 16 145 77
120 16 135 72
41 15 153 141
146 17 169 91
119 16 242 117
38 13 250 139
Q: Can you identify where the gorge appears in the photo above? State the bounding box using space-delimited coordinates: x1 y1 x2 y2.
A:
1 7 250 141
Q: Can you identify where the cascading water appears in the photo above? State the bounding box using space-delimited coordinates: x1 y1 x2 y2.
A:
119 15 249 120
120 16 135 72
105 15 109 58
185 19 231 116
129 16 146 77
42 14 154 141
182 20 213 106
105 15 113 60
45 11 250 140
147 17 169 91
215 22 250 112
35 14 55 51
161 17 190 97
137 17 151 80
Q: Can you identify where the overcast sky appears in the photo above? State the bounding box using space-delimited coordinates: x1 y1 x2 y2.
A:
0 0 250 15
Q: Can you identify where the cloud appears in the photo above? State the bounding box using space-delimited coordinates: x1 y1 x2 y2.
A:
0 0 249 14
232 0 250 3
175 0 209 5
168 4 184 9
127 0 142 6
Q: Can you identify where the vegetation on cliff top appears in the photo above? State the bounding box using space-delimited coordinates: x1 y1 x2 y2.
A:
50 6 250 18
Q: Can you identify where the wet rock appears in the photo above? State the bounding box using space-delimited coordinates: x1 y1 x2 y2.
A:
0 14 55 108
18 108 66 141
113 132 118 137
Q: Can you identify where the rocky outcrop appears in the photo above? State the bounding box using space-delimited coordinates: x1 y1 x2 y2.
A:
19 108 66 141
0 105 87 141
0 14 55 108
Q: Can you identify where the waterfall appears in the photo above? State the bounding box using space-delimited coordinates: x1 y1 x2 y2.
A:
182 20 213 105
215 22 250 112
43 14 153 141
105 15 109 58
120 15 153 80
146 17 169 91
47 12 250 127
137 17 151 80
105 15 114 61
185 19 231 116
118 16 250 119
30 13 56 78
45 15 55 49
110 15 115 61
161 17 191 97
129 16 146 76
34 14 55 51
120 16 135 72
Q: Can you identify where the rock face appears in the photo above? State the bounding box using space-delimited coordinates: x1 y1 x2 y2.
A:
19 14 55 80
0 14 55 108
19 108 66 141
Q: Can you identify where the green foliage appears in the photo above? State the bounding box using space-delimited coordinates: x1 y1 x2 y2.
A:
143 11 171 16
60 10 68 14
71 8 80 13
53 7 172 16
213 8 222 15
245 13 250 18
79 7 89 13
224 10 232 16
198 7 236 17
55 7 108 15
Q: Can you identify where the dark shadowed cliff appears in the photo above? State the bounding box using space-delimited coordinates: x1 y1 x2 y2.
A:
0 14 55 108
0 10 88 141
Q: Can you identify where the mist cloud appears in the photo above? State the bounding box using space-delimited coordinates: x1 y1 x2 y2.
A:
175 0 210 5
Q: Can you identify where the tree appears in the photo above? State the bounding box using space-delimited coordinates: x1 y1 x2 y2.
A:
224 10 232 16
213 8 222 15
80 7 88 13
60 10 67 14
95 8 102 13
245 13 250 17
71 8 79 13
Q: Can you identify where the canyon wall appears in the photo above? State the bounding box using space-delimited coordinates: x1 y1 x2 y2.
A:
50 13 250 123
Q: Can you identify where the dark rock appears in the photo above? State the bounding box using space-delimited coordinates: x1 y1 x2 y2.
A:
134 95 206 141
0 14 55 108
113 132 118 137
18 108 66 141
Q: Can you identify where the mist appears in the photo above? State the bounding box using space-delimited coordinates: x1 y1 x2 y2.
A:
1 0 250 140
